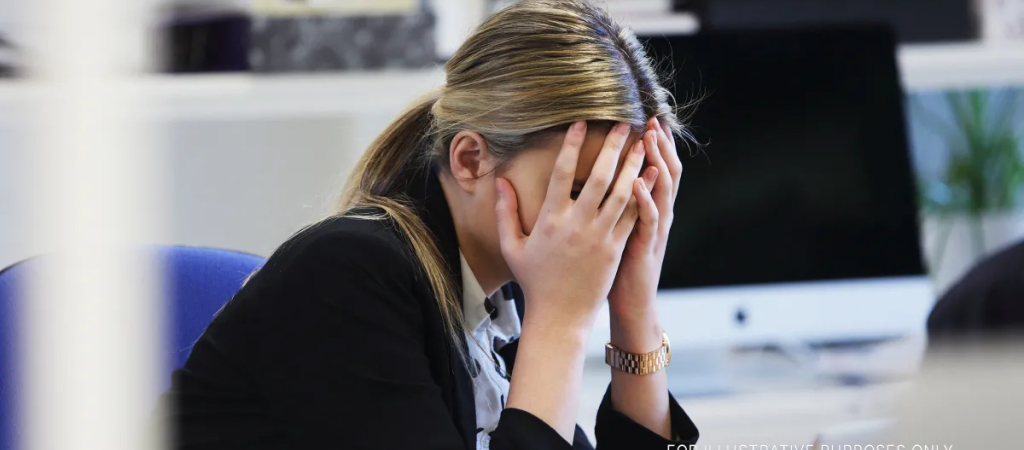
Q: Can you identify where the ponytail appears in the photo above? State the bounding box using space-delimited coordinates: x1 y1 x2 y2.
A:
340 91 440 203
339 91 466 355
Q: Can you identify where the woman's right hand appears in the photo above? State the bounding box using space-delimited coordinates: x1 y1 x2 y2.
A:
494 120 646 332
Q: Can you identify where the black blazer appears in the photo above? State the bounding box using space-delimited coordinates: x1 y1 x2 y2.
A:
160 165 699 450
927 239 1024 341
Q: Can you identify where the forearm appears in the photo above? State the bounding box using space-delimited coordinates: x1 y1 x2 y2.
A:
608 306 672 439
506 316 590 442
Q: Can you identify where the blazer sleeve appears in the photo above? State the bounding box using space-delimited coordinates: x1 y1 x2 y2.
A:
594 385 699 449
492 386 699 450
248 228 593 450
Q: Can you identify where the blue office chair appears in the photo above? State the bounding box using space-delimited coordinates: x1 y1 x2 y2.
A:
0 246 265 450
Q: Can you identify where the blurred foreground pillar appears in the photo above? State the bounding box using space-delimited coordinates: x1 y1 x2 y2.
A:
24 0 165 450
892 340 1024 448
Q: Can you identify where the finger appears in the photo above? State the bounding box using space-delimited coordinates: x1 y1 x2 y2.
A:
643 128 673 207
575 122 632 213
613 191 641 242
658 118 675 153
544 120 587 209
643 128 676 240
494 178 526 254
643 165 660 189
599 138 646 227
654 117 683 198
631 177 659 243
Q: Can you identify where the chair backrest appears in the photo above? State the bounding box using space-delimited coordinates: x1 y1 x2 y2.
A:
0 246 265 450
0 261 30 450
157 246 265 372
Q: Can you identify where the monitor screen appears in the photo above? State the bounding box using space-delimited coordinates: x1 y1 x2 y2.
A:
641 26 926 290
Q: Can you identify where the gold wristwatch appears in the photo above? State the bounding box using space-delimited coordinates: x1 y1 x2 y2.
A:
605 332 671 375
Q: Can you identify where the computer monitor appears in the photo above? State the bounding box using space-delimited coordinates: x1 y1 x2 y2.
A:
588 26 935 355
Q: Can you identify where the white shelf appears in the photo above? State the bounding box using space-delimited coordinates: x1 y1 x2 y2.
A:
898 42 1024 90
0 43 1022 124
153 70 445 120
0 69 447 123
620 13 701 35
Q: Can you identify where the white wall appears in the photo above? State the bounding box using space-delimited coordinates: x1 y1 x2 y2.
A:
0 115 390 267
0 121 31 268
160 116 385 257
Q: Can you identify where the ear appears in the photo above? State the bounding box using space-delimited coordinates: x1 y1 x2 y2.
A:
448 130 492 194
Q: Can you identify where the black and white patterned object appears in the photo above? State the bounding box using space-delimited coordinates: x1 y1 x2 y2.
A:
249 7 437 72
0 32 20 78
460 252 521 450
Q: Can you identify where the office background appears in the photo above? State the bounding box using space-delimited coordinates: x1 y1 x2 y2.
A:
1 0 1023 448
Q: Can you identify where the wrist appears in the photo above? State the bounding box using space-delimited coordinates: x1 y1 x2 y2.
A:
607 278 658 318
521 289 600 334
609 307 663 354
609 293 658 326
519 316 591 357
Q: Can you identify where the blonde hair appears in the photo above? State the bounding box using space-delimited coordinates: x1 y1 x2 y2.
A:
339 0 692 351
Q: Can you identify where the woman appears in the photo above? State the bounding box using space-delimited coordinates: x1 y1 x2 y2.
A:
163 1 699 448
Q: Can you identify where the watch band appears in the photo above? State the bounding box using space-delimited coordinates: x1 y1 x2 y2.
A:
605 332 671 375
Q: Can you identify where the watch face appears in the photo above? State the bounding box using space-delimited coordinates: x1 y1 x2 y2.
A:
663 333 671 361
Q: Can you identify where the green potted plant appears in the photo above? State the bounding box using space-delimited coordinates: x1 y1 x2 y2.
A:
915 88 1024 286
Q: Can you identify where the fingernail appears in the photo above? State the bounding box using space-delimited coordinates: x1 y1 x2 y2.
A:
638 178 647 192
634 140 645 155
645 166 659 184
616 122 631 135
495 178 504 198
572 120 586 132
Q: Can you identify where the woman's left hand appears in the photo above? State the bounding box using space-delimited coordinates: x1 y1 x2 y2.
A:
606 117 683 344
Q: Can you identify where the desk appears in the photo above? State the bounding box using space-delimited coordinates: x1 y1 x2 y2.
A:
577 354 912 445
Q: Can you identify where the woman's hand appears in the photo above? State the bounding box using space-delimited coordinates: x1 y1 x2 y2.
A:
495 120 647 332
497 120 647 441
607 117 683 346
603 117 682 440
